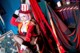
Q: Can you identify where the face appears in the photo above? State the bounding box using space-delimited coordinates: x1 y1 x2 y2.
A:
19 13 31 22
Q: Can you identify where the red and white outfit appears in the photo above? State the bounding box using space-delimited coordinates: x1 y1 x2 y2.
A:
11 17 37 42
10 3 37 53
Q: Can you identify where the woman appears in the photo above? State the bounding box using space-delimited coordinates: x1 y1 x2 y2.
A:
10 2 39 53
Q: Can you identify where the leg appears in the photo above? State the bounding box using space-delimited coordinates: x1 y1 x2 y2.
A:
13 35 23 45
12 35 31 53
12 35 38 53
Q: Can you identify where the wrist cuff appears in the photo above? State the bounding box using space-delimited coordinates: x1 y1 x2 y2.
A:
13 14 18 18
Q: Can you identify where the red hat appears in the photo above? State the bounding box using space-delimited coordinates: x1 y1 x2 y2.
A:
19 4 31 14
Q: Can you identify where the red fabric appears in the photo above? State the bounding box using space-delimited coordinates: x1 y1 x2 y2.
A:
26 24 37 42
19 50 23 53
10 17 19 26
29 0 65 53
19 10 31 14
29 0 56 52
73 19 80 49
52 10 72 48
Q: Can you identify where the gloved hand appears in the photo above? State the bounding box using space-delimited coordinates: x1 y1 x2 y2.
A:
20 44 27 50
14 10 19 15
13 10 19 18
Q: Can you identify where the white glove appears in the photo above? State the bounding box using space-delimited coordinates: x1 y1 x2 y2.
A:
20 45 26 50
14 10 19 15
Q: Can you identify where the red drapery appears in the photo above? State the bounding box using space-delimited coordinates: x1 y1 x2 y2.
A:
29 0 65 53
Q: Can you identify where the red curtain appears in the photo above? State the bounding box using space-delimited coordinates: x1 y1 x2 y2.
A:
29 0 65 53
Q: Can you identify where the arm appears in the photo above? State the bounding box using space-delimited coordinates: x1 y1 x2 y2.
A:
10 10 19 26
10 15 19 26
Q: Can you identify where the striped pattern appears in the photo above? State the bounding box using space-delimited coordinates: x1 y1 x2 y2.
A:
21 4 28 12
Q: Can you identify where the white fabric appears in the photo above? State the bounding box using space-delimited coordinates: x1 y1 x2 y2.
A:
66 1 70 5
14 10 19 15
21 0 30 11
21 22 27 32
57 1 61 7
20 45 26 50
21 3 30 12
21 4 28 11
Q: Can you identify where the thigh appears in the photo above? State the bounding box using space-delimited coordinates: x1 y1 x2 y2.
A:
19 35 26 40
13 35 23 45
